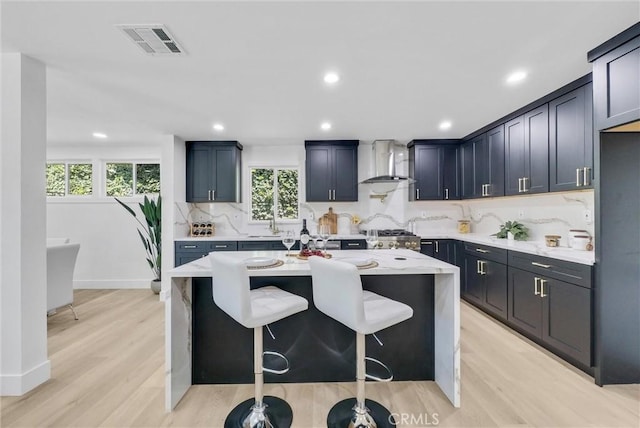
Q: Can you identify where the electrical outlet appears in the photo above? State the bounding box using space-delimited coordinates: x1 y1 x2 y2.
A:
421 211 427 219
583 209 592 224
309 212 315 220
518 210 525 219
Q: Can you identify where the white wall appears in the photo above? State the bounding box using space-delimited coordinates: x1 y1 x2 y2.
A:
46 142 163 288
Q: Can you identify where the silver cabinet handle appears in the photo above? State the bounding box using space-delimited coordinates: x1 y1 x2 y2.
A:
347 243 360 247
416 188 420 200
214 245 228 248
583 167 590 186
522 177 528 192
531 261 551 268
540 279 547 297
435 241 439 253
422 241 433 245
483 183 491 197
328 189 331 200
518 178 523 193
208 190 212 200
211 190 215 201
445 188 449 200
478 260 487 275
476 248 489 253
184 245 197 249
476 260 481 274
332 189 336 200
534 277 541 295
576 168 582 187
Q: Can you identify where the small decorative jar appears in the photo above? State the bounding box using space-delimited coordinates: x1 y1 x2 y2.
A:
457 220 471 234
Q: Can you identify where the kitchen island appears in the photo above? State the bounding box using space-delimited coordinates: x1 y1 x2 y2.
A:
165 249 460 411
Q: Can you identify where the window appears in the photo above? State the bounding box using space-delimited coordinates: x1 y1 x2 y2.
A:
106 162 160 197
46 162 93 196
250 167 299 221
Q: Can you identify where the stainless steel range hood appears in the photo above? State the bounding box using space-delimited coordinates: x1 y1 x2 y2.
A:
360 139 411 184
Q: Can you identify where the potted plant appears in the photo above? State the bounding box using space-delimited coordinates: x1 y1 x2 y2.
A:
115 195 162 293
493 220 529 241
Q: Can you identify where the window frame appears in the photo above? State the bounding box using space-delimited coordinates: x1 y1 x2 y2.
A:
46 161 94 198
103 160 161 198
248 165 300 224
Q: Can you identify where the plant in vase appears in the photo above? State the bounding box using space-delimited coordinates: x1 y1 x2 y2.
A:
493 220 529 241
115 195 162 293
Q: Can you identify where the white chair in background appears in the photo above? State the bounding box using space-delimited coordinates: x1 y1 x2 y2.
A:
46 239 80 320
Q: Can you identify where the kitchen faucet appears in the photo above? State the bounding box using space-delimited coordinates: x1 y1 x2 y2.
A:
268 204 280 235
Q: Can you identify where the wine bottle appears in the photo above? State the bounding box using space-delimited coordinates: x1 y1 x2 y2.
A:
300 219 310 251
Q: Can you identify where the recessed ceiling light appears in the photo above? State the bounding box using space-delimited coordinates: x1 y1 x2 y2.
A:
323 72 340 84
321 122 332 131
439 121 452 131
213 123 224 132
506 70 527 85
92 132 107 139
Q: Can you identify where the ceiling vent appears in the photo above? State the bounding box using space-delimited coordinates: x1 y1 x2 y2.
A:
116 24 185 56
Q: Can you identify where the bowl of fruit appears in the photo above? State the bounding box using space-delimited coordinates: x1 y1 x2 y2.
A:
296 249 332 260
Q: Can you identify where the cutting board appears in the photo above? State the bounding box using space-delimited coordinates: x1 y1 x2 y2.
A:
319 207 338 234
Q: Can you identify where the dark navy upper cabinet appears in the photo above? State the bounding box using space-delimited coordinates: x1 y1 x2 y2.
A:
549 83 594 192
408 140 460 201
505 105 549 196
305 140 359 202
186 141 242 203
588 23 640 130
460 126 504 199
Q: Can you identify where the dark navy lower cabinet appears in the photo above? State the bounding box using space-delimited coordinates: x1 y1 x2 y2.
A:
340 239 366 250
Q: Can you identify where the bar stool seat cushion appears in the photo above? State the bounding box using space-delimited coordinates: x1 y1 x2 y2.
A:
309 256 413 335
210 252 308 329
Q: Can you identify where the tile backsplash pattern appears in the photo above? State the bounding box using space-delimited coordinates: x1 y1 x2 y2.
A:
175 188 594 249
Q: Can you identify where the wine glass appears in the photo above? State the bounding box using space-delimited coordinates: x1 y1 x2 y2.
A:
366 229 379 250
318 224 331 256
282 230 296 260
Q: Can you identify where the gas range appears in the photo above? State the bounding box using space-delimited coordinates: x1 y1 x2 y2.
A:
362 229 421 251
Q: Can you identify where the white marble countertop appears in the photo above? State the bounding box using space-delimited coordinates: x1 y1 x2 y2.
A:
168 249 458 278
418 232 595 265
176 233 366 241
175 232 594 265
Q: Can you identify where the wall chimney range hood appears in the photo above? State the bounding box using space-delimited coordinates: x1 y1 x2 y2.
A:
360 139 412 184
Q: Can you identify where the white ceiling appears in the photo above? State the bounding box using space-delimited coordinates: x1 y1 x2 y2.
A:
2 1 639 146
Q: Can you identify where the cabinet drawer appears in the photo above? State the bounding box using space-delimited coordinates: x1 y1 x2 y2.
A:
464 243 508 264
341 239 366 250
508 251 592 288
209 241 238 251
175 241 210 252
238 241 271 251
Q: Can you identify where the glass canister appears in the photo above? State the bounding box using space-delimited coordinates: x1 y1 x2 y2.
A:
458 220 471 234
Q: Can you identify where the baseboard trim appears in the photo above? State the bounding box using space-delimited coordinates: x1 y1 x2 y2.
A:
0 359 51 396
73 279 150 289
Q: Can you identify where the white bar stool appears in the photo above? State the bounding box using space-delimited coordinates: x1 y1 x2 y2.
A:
309 256 414 428
210 253 308 428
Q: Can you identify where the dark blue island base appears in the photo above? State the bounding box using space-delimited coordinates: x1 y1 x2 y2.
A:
192 275 435 384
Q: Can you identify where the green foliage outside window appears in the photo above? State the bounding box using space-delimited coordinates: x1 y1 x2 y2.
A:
136 163 161 194
68 164 92 195
46 163 65 196
106 163 134 197
251 168 298 221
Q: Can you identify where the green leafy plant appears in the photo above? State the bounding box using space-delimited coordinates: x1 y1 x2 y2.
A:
115 195 162 280
493 220 529 241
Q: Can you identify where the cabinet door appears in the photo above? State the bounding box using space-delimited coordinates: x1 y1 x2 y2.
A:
433 240 456 264
305 146 332 202
413 145 442 200
549 84 594 192
186 144 214 202
442 146 460 200
333 146 358 201
463 254 484 305
524 105 549 194
213 146 239 202
486 125 505 197
542 278 592 367
420 239 435 257
484 260 508 321
460 141 475 199
175 253 207 267
471 134 487 198
508 268 543 337
504 116 526 196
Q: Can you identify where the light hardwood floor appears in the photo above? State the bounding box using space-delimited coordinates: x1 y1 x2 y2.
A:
1 289 638 427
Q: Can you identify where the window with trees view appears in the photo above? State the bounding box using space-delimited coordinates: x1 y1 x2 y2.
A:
250 167 299 221
106 162 160 197
46 163 93 196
